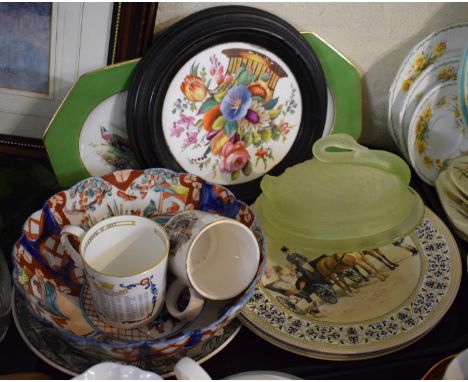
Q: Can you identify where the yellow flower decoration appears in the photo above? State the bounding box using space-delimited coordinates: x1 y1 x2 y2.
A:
455 106 461 119
413 53 427 71
402 79 412 92
437 66 456 81
423 106 433 121
436 97 447 108
434 159 442 170
417 141 425 154
416 120 424 135
423 156 433 168
434 42 447 57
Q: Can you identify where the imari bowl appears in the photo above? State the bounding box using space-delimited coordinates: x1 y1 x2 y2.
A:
12 168 266 361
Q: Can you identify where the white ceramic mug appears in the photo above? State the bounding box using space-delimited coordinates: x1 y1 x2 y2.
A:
60 215 170 329
164 210 260 321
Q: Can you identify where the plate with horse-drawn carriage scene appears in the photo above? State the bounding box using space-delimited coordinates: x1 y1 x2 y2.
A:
240 207 461 359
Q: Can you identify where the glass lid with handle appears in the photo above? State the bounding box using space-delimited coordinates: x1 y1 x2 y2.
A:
254 133 425 253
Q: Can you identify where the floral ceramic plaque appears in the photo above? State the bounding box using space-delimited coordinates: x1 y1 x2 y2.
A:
161 42 302 186
241 207 461 359
126 6 327 202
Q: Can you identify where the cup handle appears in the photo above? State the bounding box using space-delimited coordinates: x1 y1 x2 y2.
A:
166 279 205 321
174 357 212 380
60 225 86 269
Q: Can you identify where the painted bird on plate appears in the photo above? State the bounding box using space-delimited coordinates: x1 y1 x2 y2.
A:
99 125 140 169
100 125 132 152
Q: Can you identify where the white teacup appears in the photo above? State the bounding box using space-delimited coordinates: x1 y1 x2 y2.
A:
164 210 260 321
60 215 169 329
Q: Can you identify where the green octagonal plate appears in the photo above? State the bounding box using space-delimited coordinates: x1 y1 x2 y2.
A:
302 32 362 140
43 59 140 188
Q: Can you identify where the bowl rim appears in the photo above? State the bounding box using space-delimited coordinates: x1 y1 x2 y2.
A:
12 168 266 351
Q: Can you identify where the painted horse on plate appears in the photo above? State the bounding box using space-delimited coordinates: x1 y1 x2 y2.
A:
314 252 388 296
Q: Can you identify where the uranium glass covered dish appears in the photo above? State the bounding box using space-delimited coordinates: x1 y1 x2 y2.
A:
254 133 424 252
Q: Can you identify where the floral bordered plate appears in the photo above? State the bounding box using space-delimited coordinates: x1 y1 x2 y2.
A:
43 60 140 188
399 56 460 157
459 43 468 128
12 292 241 377
407 81 467 185
388 23 468 150
127 6 327 202
240 207 461 359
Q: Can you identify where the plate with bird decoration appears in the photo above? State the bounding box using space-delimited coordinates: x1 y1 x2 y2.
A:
241 206 461 359
126 5 327 202
43 60 141 188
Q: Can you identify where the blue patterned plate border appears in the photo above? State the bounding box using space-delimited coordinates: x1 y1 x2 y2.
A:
12 291 242 377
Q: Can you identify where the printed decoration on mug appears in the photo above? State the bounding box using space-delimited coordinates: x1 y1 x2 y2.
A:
162 42 302 186
165 213 198 257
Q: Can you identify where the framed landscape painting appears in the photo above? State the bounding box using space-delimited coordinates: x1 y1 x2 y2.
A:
0 2 113 138
0 3 158 161
0 3 51 95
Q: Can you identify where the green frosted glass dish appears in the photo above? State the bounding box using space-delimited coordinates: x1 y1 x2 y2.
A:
255 134 425 253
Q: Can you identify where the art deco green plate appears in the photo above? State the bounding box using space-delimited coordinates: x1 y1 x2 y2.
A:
43 60 140 188
241 208 461 360
302 32 362 140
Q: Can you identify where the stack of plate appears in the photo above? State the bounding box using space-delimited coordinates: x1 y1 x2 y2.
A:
388 23 468 186
240 207 462 360
435 154 468 242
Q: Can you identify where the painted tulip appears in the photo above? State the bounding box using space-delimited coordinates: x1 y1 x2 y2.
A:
210 131 229 155
203 104 222 131
219 141 250 173
180 75 208 102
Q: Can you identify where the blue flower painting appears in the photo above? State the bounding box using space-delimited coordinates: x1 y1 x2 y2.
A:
0 3 51 94
220 85 252 121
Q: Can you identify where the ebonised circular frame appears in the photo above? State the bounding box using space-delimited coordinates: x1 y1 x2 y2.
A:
127 6 328 202
127 6 275 167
